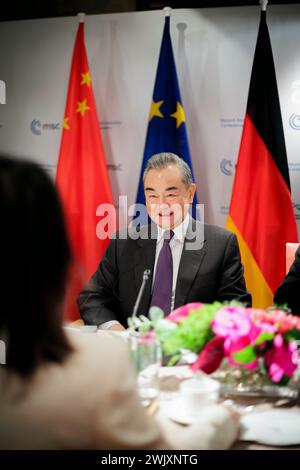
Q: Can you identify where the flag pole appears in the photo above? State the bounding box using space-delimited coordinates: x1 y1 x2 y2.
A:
78 12 85 23
163 6 172 17
259 0 268 11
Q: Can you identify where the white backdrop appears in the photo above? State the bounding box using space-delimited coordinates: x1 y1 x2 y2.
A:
0 5 299 232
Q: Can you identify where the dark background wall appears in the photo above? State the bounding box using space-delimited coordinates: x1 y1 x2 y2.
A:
1 1 299 22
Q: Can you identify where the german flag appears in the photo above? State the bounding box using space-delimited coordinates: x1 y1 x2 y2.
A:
226 9 298 308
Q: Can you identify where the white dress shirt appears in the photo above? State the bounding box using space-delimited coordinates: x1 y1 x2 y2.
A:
99 214 190 329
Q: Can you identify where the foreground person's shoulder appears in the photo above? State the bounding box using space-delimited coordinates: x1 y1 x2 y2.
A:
66 329 130 368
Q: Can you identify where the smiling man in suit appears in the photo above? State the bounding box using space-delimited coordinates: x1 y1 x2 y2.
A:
78 153 251 331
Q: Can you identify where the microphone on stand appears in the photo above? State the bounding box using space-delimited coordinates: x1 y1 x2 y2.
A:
132 269 151 321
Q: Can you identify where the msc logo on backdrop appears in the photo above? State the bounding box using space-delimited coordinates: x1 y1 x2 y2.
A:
30 119 60 136
31 119 42 135
0 80 6 104
289 114 300 131
220 159 233 176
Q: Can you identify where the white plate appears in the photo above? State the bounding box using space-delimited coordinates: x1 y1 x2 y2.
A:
240 409 300 446
161 397 197 425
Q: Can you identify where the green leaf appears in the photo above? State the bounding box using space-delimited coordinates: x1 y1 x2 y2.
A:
166 354 182 367
277 374 291 386
161 301 223 356
255 332 275 345
138 323 151 333
272 302 290 310
149 306 164 323
139 315 150 322
284 328 300 341
233 345 257 364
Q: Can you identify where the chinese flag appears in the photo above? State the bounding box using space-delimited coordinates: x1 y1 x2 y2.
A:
226 10 298 308
56 20 114 321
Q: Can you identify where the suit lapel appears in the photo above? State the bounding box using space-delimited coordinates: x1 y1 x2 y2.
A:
134 224 157 315
174 219 206 308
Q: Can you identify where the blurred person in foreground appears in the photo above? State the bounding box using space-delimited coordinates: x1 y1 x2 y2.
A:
0 156 239 450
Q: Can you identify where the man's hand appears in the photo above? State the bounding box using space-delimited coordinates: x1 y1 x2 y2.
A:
107 322 126 332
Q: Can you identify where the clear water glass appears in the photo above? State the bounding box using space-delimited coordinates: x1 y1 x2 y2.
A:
129 330 162 406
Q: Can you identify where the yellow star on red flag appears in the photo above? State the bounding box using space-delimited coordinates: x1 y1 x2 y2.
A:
63 117 70 130
81 71 91 87
76 98 90 117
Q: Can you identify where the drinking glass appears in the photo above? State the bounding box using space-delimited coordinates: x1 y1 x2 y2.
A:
129 330 162 406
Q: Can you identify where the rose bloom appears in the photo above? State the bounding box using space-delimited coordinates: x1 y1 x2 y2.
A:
166 303 203 324
265 334 299 382
212 307 261 370
212 307 260 342
249 308 300 333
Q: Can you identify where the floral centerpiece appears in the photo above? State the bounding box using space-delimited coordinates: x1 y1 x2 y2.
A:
128 301 300 386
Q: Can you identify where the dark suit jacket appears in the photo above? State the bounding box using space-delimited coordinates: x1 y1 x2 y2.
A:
78 220 252 327
274 246 300 316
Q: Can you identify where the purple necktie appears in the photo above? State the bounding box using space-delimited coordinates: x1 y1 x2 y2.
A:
150 230 174 315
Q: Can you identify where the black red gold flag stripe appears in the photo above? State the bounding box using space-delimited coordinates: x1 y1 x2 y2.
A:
226 10 298 308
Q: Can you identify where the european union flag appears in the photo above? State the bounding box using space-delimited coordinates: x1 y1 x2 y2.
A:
135 14 198 220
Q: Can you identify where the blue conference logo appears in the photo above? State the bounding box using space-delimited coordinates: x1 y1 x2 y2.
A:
289 114 300 131
220 159 233 176
31 119 41 135
30 119 60 136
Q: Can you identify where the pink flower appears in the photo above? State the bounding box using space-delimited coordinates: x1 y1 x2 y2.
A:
249 308 300 333
164 303 300 383
191 336 225 374
256 322 277 334
212 307 260 342
166 302 203 323
273 333 283 348
212 307 261 370
265 334 299 383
